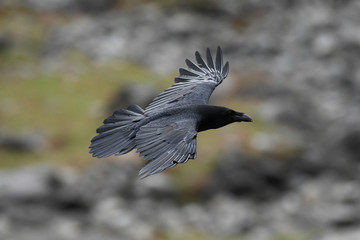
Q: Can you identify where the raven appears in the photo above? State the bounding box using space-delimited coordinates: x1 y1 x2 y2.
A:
89 47 252 178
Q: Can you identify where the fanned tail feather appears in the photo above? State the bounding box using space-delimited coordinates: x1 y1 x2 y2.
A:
89 104 145 158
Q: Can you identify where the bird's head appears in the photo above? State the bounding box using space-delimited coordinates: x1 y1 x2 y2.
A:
230 110 253 123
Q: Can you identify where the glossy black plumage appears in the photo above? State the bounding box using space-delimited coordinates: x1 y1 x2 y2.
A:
89 47 252 178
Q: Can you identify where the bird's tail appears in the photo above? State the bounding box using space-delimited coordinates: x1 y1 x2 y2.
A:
89 104 145 158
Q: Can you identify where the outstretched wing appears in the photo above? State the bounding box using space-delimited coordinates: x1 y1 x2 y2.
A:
135 118 197 178
145 47 229 115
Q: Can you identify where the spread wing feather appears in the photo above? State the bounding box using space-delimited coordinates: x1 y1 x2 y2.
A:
206 48 215 69
136 119 197 178
145 47 229 115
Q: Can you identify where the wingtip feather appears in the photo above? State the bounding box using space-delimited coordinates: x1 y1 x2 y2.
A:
215 46 223 72
206 48 215 69
195 51 208 69
222 61 229 78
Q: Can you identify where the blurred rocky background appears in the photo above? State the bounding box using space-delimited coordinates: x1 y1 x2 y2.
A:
0 0 360 239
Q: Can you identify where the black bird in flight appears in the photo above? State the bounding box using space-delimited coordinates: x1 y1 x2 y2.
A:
90 47 253 178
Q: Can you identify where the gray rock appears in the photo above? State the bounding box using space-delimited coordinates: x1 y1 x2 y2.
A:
65 161 138 204
317 229 360 240
91 197 154 240
43 6 241 73
0 165 56 200
107 84 157 113
206 195 257 236
133 173 177 200
21 0 74 11
76 0 115 13
63 161 178 205
261 175 360 234
11 0 114 12
340 129 360 163
204 150 288 201
0 131 48 153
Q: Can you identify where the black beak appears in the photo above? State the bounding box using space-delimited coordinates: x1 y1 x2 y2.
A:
235 113 253 122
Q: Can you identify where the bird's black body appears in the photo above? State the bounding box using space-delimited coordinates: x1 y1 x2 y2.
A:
90 47 252 178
